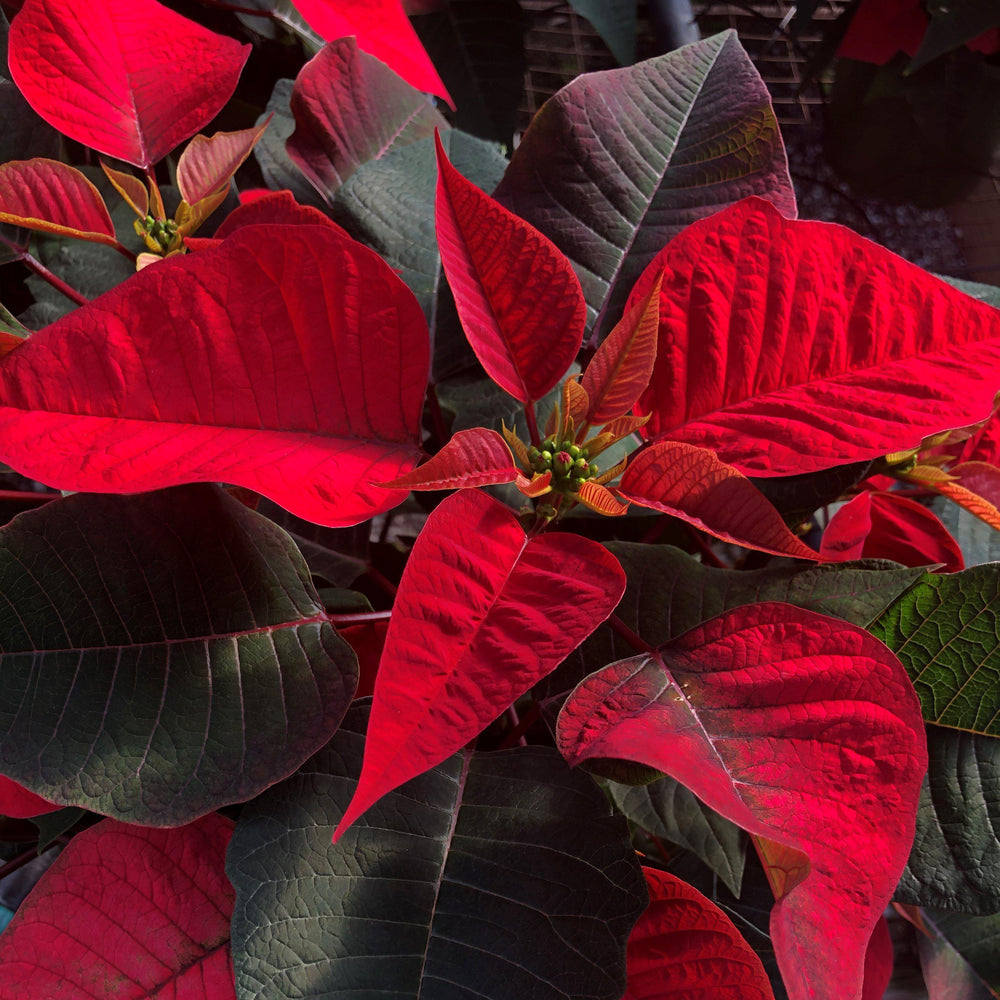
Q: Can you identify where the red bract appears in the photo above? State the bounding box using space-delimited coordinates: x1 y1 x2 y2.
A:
821 491 964 570
213 189 350 239
435 133 587 403
631 197 1000 476
293 0 451 105
0 159 116 244
623 868 775 1000
377 427 519 489
0 774 59 818
176 123 270 206
0 225 429 526
0 814 236 1000
333 489 626 840
8 0 249 168
557 602 927 1000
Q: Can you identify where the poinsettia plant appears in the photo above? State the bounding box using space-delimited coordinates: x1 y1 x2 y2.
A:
0 0 1000 998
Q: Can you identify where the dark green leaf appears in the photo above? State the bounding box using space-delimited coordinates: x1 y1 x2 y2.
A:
896 725 1000 914
411 0 526 146
910 0 1000 72
227 701 647 1000
333 130 507 380
0 485 357 826
233 0 324 48
936 273 1000 311
494 31 796 342
567 0 637 64
922 908 1000 990
607 777 748 895
31 807 86 852
870 565 1000 735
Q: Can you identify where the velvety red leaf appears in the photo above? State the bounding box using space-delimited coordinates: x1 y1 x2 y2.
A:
951 461 1000 509
0 158 116 244
836 0 928 63
617 441 822 560
288 38 447 201
333 489 626 840
0 813 236 1000
8 0 249 168
0 774 59 818
623 867 775 1000
582 273 661 424
213 188 349 239
821 491 964 571
557 602 928 1000
376 427 518 490
293 0 451 104
862 915 894 1000
176 122 269 205
957 412 1000 465
0 225 429 527
340 620 389 700
435 132 587 402
630 198 1000 476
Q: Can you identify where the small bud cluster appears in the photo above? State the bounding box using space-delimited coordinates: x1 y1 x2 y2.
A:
526 437 599 495
134 214 179 253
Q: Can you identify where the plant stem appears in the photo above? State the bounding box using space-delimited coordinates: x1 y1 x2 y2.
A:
329 609 393 626
113 241 138 263
0 232 91 307
499 700 541 749
524 400 541 448
607 613 657 655
365 565 398 599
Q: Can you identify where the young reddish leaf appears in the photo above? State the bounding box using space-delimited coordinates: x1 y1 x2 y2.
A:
577 479 629 516
630 197 1000 476
435 132 587 402
100 160 148 218
0 158 116 244
176 121 270 205
583 273 661 424
821 491 964 571
288 38 447 201
213 188 349 239
557 602 928 1000
0 774 59 818
376 427 518 490
332 489 626 840
0 225 429 527
618 441 822 561
938 462 1000 528
0 813 236 1000
8 0 249 168
293 0 451 104
623 867 775 1000
516 469 553 497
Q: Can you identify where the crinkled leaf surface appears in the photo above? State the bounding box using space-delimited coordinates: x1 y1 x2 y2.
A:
378 427 517 489
213 188 347 239
557 602 928 1000
334 489 626 838
896 725 1000 914
618 441 822 560
410 0 526 145
608 779 748 896
0 486 358 825
624 867 774 1000
0 813 235 1000
0 158 116 244
0 224 429 527
8 0 249 167
294 0 451 103
871 565 1000 735
630 197 1000 476
493 31 796 342
288 38 447 203
435 133 586 402
228 701 647 1000
177 123 269 205
334 130 507 379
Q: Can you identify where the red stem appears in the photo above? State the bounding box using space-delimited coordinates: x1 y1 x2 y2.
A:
524 400 541 448
0 232 90 307
607 613 657 655
329 610 393 626
113 241 138 262
365 565 398 599
499 700 541 749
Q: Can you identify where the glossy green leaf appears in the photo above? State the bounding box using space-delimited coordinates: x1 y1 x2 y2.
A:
608 777 748 895
567 0 637 65
0 485 357 826
870 565 1000 735
896 725 1000 914
493 31 796 342
227 701 647 1000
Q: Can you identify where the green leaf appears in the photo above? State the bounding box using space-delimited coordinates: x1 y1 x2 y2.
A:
567 0 637 65
0 302 29 339
936 272 1000 311
0 485 357 826
607 777 748 895
411 0 526 146
233 0 324 49
543 544 926 704
870 565 1000 735
910 0 1000 72
253 79 327 209
334 130 507 380
896 725 1000 914
227 701 647 1000
921 908 1000 992
494 31 796 343
31 807 86 852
